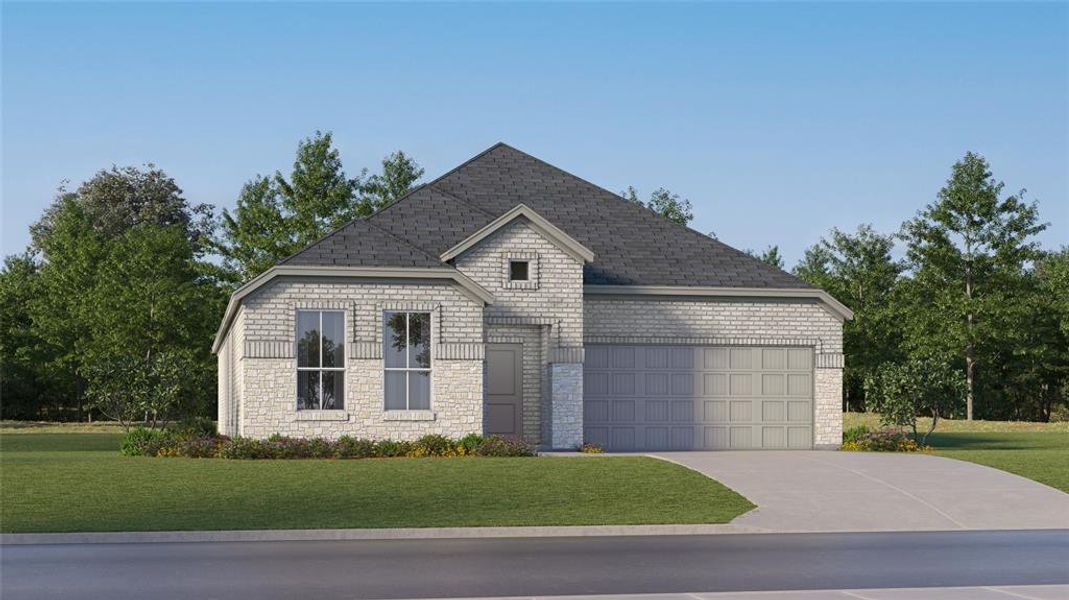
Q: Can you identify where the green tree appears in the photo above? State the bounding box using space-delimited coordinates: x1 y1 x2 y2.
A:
622 186 694 225
864 354 966 445
747 245 784 269
31 165 213 255
795 225 904 411
899 152 1046 419
216 133 424 280
81 225 224 422
363 151 425 210
18 166 222 421
0 254 73 419
988 250 1069 421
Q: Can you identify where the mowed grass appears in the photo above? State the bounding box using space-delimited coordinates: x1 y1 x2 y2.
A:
0 433 754 533
928 432 1069 493
844 412 1069 493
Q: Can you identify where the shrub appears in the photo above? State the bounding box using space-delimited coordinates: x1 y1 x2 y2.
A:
178 436 226 458
842 425 870 444
306 437 333 459
410 434 458 457
126 433 538 460
219 437 271 459
841 428 924 452
120 427 174 457
474 435 534 457
578 442 604 454
171 416 217 439
375 439 412 458
334 436 376 459
457 433 484 456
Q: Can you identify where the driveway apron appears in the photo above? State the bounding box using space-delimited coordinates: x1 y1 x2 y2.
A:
651 451 1069 532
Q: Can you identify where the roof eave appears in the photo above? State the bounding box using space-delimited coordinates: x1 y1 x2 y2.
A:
212 266 495 353
583 284 855 322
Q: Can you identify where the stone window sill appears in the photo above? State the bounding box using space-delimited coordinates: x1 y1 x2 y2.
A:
383 410 436 422
294 410 349 422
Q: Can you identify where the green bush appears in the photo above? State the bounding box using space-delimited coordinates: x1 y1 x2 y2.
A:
457 433 484 455
473 435 534 457
842 425 870 444
841 428 924 452
334 436 376 459
120 427 174 456
411 434 456 457
128 433 537 460
578 442 604 454
218 437 270 459
375 439 413 458
171 417 217 439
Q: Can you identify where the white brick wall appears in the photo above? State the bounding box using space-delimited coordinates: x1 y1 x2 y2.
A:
455 219 584 349
455 218 586 448
231 278 484 440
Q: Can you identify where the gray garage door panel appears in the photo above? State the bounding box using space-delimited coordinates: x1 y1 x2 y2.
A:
583 346 813 451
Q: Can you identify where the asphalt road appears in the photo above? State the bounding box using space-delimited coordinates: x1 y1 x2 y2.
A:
3 530 1067 600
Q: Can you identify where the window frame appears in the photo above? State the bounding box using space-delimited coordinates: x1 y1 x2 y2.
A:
508 259 530 282
295 309 346 411
382 311 433 411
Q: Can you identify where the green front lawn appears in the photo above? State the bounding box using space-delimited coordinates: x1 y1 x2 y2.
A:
0 433 754 533
928 431 1069 493
843 412 1069 493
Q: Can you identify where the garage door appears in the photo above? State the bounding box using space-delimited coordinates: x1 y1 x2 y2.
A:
583 346 813 451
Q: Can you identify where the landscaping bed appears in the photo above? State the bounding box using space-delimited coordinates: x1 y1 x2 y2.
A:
0 432 754 533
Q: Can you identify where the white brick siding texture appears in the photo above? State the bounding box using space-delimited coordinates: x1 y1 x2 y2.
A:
232 278 484 440
455 219 585 447
455 219 584 349
585 297 845 449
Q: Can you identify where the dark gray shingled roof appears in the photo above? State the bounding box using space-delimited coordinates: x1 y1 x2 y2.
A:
280 215 443 268
285 143 812 289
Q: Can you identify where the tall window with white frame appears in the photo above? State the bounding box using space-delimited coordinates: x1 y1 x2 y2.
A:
296 310 345 410
383 311 431 410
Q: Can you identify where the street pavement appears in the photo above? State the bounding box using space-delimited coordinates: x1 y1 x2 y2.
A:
2 530 1067 599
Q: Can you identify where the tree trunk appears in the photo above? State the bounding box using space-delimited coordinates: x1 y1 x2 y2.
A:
964 259 975 420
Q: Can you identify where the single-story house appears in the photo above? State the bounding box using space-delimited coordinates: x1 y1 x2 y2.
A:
213 143 851 450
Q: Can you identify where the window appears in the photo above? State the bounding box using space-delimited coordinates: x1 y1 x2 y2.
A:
296 310 345 410
383 311 431 410
509 260 529 282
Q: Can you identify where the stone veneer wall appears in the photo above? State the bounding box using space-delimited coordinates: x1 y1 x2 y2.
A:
232 278 485 440
454 218 586 448
585 296 845 448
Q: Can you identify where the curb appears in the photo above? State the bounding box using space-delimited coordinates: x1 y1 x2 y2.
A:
0 524 768 545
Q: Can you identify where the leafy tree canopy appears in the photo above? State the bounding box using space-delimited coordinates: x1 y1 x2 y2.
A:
746 245 784 270
215 132 424 281
621 185 694 225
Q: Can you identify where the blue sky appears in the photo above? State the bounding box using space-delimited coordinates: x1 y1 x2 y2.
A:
3 2 1066 265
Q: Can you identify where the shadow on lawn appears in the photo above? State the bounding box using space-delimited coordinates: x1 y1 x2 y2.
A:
927 431 1067 451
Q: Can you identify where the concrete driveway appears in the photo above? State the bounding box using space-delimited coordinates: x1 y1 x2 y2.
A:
652 451 1069 532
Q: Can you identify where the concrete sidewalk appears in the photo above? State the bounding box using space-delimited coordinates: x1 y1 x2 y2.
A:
653 451 1069 532
434 586 1069 600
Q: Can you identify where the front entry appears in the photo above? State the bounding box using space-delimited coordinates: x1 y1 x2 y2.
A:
484 343 523 438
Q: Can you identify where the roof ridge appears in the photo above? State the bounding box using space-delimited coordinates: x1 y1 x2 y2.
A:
373 142 508 219
425 183 498 217
362 218 447 266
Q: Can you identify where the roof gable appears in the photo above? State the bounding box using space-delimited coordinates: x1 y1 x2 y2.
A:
439 204 595 264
